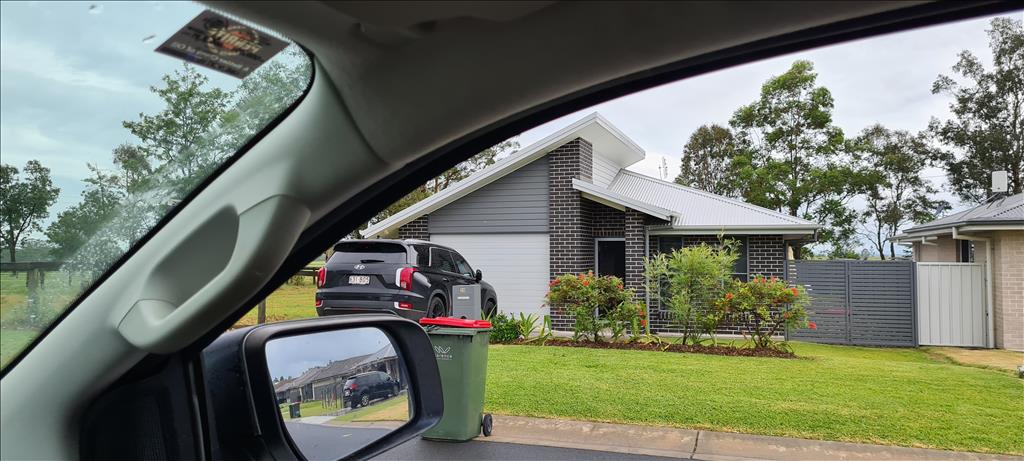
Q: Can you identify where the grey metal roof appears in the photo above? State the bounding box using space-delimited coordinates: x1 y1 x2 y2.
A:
902 192 1024 234
278 343 398 391
606 170 819 230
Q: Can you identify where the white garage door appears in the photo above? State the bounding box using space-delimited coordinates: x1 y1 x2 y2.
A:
430 233 550 317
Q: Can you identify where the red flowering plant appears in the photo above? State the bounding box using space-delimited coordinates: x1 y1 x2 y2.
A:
712 276 811 350
545 272 641 342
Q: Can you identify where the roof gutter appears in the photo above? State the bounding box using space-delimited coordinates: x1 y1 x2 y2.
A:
952 227 995 348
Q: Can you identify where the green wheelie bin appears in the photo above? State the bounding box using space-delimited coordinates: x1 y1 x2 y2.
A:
419 317 494 441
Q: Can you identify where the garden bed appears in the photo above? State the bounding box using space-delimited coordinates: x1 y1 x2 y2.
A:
502 338 797 358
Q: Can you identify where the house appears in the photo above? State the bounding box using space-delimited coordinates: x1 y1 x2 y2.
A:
362 113 819 333
275 343 401 403
893 192 1023 351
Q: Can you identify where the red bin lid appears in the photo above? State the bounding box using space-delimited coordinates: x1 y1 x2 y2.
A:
419 317 492 328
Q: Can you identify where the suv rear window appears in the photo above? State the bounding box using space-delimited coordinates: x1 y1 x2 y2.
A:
331 242 408 264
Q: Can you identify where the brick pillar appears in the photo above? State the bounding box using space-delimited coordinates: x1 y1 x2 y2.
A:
548 138 593 330
624 209 646 303
397 216 429 240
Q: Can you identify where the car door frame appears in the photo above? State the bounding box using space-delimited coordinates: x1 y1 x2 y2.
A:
6 3 1019 461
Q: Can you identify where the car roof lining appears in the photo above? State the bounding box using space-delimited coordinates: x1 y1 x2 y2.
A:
210 1 931 165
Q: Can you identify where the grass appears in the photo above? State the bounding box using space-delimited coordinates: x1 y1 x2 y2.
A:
485 342 1024 455
1 271 87 368
279 400 344 420
923 346 1024 374
329 395 409 424
234 279 317 328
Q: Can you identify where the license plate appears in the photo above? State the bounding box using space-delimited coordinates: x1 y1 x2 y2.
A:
348 275 370 285
344 389 351 396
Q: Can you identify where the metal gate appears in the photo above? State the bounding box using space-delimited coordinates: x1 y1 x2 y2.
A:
916 263 987 347
786 260 916 346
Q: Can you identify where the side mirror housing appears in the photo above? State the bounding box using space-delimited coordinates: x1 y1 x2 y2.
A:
475 269 483 282
201 314 442 461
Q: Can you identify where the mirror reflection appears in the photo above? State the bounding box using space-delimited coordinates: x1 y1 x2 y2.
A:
267 327 409 460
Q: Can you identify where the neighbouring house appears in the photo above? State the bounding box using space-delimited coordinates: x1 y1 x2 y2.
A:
275 343 400 403
893 193 1024 351
362 113 820 334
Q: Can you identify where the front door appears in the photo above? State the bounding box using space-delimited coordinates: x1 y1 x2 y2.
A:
596 239 626 280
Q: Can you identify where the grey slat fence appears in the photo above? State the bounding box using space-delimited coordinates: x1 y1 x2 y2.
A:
787 260 916 347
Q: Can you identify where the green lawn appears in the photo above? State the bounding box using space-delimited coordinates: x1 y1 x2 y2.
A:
329 395 409 424
234 280 317 327
485 342 1024 455
279 400 344 420
1 271 87 368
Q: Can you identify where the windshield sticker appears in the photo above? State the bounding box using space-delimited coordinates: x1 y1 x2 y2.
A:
155 10 288 78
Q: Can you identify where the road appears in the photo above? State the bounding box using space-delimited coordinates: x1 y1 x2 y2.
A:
286 422 682 461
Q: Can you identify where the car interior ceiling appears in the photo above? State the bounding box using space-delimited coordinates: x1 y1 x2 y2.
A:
2 2 1020 460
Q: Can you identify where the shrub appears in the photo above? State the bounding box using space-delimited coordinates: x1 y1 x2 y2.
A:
486 312 520 344
514 313 540 339
545 272 641 342
644 239 739 344
714 276 813 349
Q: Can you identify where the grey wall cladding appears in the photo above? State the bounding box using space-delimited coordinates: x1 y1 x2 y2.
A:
428 156 550 234
788 260 916 347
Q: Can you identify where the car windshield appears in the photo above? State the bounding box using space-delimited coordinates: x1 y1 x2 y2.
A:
0 2 312 368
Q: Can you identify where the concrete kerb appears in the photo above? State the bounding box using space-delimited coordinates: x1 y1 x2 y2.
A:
480 415 1022 461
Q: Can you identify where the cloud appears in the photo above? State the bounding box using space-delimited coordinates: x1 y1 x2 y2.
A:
0 39 145 95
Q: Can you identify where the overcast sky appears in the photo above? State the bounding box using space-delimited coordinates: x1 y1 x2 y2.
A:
515 11 1022 216
1 1 242 221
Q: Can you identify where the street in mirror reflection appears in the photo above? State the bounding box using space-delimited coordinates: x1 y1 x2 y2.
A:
267 328 409 460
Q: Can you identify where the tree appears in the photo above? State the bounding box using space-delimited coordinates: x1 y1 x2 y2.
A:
354 139 521 237
425 139 520 193
122 64 231 194
0 161 60 263
675 124 742 196
853 125 950 260
931 17 1024 203
45 180 120 268
729 60 859 256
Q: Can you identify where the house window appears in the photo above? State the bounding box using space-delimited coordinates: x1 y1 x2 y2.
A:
731 237 749 282
656 236 748 281
958 240 974 263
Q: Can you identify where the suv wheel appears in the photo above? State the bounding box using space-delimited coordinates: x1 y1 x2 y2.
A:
360 393 370 407
484 299 497 319
428 297 446 318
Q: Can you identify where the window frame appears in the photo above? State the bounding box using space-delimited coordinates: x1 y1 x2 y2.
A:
428 247 458 274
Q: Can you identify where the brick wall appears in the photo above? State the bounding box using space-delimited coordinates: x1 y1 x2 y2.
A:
748 235 786 278
624 209 647 304
397 216 429 240
992 230 1024 351
548 138 594 330
647 234 787 335
589 200 625 237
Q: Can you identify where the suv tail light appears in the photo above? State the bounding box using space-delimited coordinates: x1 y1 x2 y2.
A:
397 301 413 309
316 266 326 288
396 267 416 290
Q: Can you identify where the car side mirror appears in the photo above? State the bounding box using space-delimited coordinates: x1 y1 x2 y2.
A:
475 269 483 282
201 315 442 461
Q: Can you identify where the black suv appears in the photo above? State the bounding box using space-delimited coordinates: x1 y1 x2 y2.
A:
343 371 400 409
315 239 497 320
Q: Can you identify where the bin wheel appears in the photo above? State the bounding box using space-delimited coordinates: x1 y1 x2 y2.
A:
481 413 493 437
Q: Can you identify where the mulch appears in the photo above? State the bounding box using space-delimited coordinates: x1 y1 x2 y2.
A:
500 338 797 359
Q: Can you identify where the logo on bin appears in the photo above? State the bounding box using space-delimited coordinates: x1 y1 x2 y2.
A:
433 345 453 361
